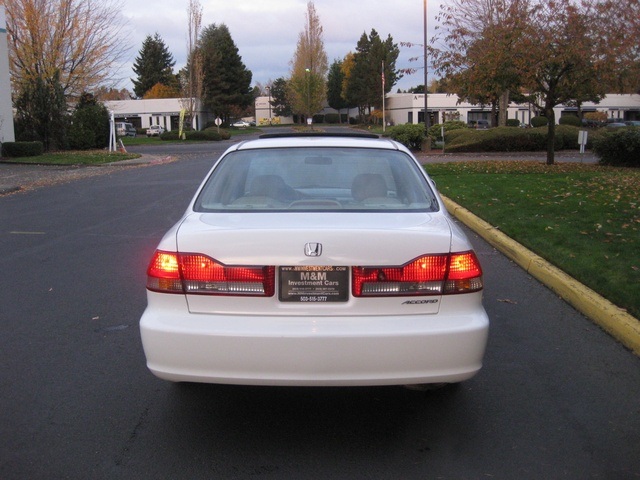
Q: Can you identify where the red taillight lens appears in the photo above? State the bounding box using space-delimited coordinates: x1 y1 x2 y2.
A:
146 251 182 293
146 250 275 296
352 251 483 297
443 252 484 294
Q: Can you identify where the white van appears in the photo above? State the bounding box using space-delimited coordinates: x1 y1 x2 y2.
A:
116 122 137 137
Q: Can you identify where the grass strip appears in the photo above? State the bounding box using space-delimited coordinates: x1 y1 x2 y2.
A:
426 161 639 319
2 151 140 165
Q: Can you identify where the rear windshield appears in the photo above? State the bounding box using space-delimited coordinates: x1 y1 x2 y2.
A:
193 147 439 212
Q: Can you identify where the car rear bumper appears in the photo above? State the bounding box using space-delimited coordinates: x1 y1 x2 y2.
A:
140 303 489 386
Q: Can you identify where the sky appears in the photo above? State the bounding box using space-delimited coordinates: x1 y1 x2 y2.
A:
116 0 443 94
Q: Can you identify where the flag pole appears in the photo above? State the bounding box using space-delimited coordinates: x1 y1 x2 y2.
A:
382 61 386 133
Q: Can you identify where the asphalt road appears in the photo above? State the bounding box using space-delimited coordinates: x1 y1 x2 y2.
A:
1 144 638 479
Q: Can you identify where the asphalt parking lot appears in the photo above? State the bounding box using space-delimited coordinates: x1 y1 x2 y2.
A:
1 148 638 479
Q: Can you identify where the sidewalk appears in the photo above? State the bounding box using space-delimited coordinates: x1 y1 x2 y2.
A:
0 154 170 195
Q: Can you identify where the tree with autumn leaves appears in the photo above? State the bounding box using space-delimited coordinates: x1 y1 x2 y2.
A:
434 0 640 164
288 1 329 123
285 2 401 124
5 0 128 149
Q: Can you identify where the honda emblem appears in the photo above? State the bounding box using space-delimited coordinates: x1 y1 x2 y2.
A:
304 243 322 257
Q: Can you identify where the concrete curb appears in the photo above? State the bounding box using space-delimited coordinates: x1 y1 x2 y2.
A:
0 184 21 194
442 196 640 356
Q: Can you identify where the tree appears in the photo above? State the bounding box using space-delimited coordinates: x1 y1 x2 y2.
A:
343 29 400 121
181 0 203 129
199 24 253 122
14 71 68 151
433 0 637 164
132 33 177 98
327 60 350 122
5 0 129 101
515 0 607 164
434 0 527 127
288 1 329 122
143 82 181 99
94 87 132 101
68 92 110 150
269 77 292 117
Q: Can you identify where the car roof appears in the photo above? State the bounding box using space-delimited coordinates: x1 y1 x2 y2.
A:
228 133 410 153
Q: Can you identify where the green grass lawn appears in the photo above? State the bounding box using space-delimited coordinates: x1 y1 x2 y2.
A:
426 161 640 319
2 150 140 165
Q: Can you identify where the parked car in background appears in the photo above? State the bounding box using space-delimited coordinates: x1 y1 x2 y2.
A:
116 122 137 137
146 125 165 137
140 133 489 390
232 120 250 128
606 122 628 129
625 120 640 127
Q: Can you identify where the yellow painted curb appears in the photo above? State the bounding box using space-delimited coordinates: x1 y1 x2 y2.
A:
442 196 640 356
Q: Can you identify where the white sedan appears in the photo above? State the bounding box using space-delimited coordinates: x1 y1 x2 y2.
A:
140 133 489 388
231 120 250 128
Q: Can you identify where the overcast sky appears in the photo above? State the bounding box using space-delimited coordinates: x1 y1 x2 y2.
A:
116 0 442 94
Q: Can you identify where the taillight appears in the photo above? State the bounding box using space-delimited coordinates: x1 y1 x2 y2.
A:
352 251 483 297
146 250 275 296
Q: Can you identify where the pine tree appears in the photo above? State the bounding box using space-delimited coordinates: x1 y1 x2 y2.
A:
345 29 400 119
199 24 253 121
327 60 349 122
131 33 177 99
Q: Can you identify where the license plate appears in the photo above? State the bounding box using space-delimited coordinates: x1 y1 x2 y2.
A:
279 266 349 302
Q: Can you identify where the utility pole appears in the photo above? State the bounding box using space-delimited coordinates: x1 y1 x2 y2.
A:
423 0 431 151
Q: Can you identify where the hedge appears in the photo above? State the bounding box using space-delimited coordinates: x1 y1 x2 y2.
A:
1 141 44 158
160 129 231 141
592 128 640 167
388 123 427 150
444 125 584 152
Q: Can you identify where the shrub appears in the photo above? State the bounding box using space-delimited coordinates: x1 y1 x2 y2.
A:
160 130 180 141
324 113 340 124
444 126 583 152
592 128 640 167
160 129 230 142
506 119 521 127
1 141 44 158
559 115 582 127
389 123 426 150
68 93 110 150
428 121 467 141
530 116 549 127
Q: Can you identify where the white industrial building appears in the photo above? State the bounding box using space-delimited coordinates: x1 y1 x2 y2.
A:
103 98 208 132
0 7 15 144
255 93 640 127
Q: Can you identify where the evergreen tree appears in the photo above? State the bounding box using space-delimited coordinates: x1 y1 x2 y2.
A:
68 93 110 150
270 77 292 117
199 24 253 121
345 30 400 119
132 33 177 98
327 60 349 122
14 71 68 151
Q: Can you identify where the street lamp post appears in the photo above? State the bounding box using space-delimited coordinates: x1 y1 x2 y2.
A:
305 68 311 128
423 0 431 151
266 85 272 125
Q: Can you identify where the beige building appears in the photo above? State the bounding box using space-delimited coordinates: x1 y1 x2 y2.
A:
254 93 640 128
383 93 640 127
104 98 208 132
0 6 15 144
